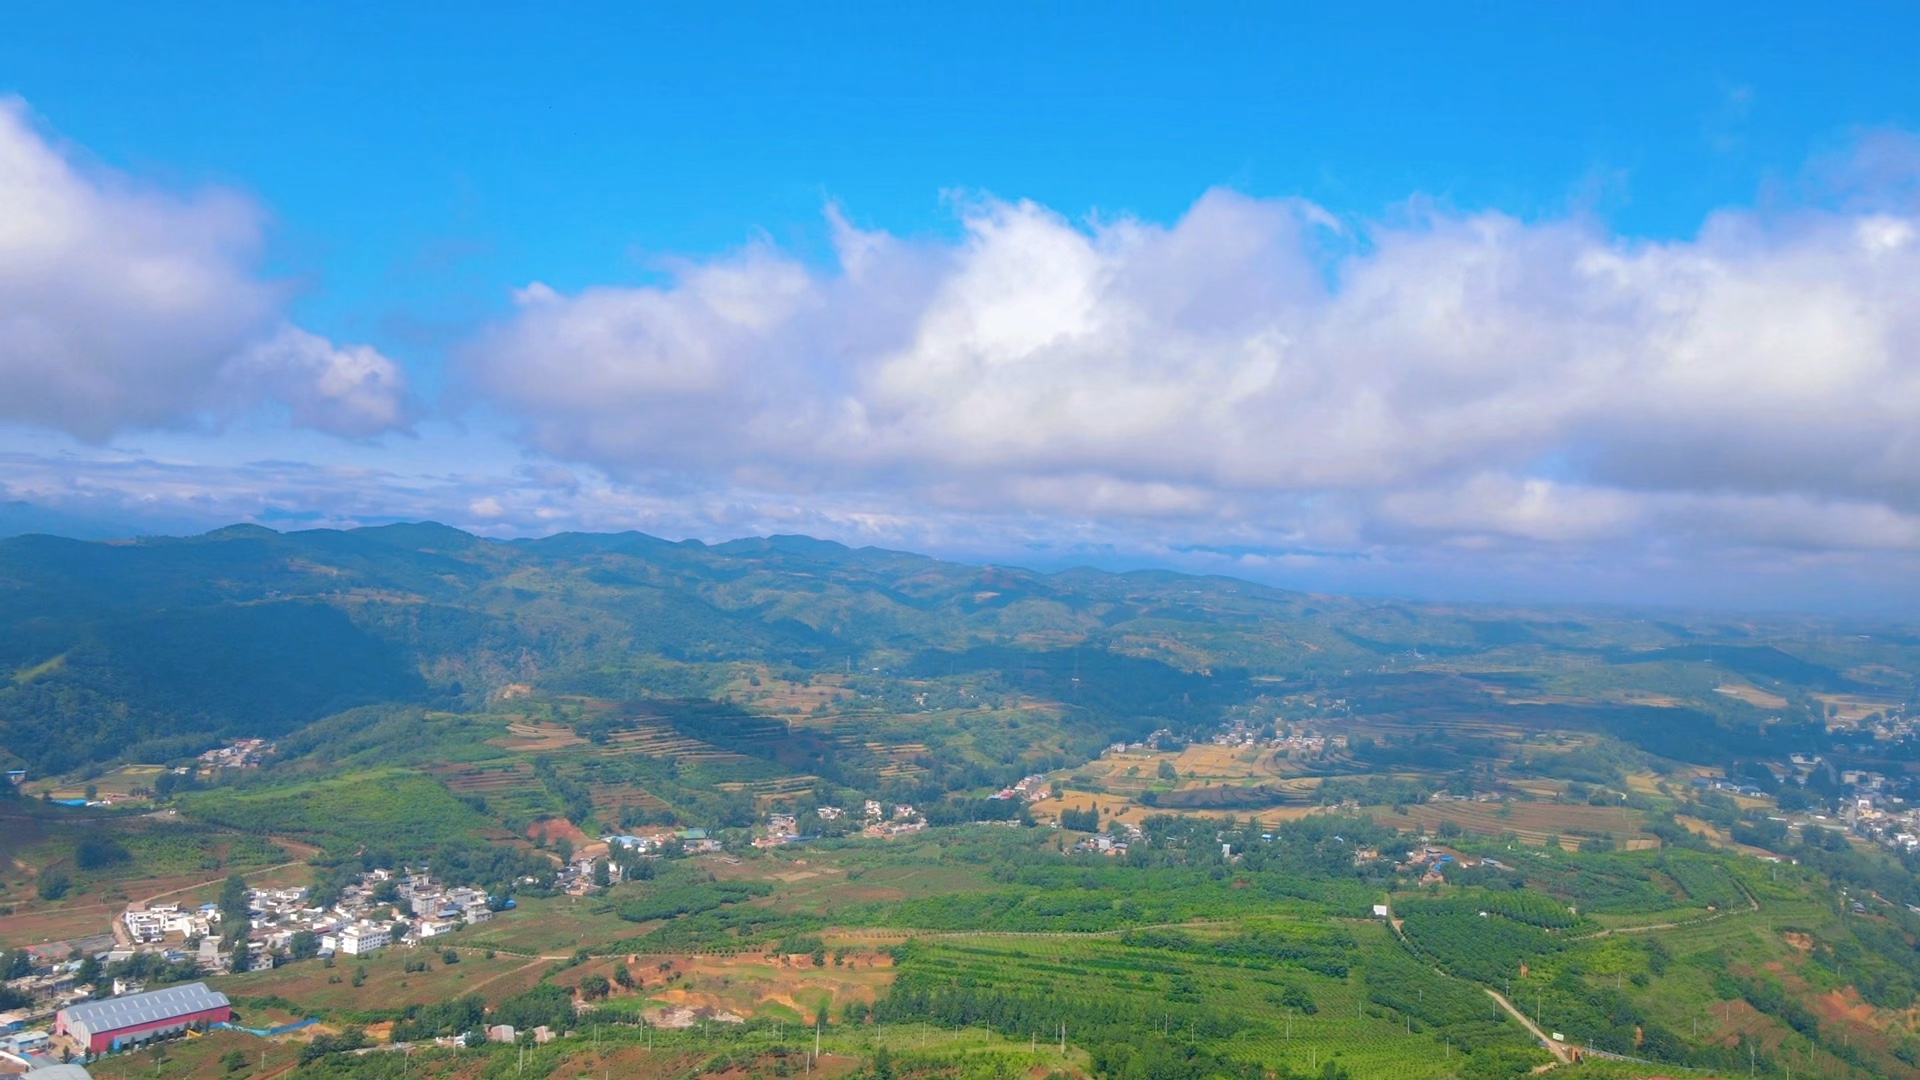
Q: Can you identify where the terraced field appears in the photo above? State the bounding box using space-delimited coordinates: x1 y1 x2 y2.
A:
600 723 755 764
434 762 543 798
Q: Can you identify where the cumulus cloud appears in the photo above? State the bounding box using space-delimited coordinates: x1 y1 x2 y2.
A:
218 325 413 438
463 166 1920 561
0 99 410 439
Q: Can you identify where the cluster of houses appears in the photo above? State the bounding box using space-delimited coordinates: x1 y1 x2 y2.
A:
116 870 497 972
1691 775 1771 799
989 774 1051 801
747 801 929 848
482 1023 558 1045
382 873 493 940
195 739 274 770
1209 718 1350 756
1838 799 1920 854
860 801 925 838
1104 723 1349 759
1073 821 1143 857
1401 844 1475 886
2 936 117 1023
604 828 718 858
1272 730 1349 756
748 813 810 849
264 870 494 958
1821 704 1915 741
121 904 217 944
1107 728 1183 755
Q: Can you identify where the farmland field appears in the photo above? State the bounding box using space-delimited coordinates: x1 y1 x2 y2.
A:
459 894 644 956
85 1029 289 1080
13 524 1920 1079
213 945 551 1014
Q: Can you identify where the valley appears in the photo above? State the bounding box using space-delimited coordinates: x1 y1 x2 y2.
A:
3 526 1920 1079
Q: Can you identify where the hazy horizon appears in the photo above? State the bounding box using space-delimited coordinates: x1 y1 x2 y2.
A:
8 6 1920 614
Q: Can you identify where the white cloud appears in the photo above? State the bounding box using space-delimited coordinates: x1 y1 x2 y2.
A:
0 99 410 439
218 325 414 438
462 167 1920 563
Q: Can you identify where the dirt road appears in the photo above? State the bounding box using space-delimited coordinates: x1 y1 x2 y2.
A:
1484 988 1572 1064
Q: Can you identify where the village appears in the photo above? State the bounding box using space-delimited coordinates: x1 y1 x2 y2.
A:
747 798 931 849
118 870 498 972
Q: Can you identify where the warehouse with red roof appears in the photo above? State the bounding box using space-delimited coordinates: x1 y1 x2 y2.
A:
55 983 231 1054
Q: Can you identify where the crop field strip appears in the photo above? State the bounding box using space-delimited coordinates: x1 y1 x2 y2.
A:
1373 799 1655 848
432 762 544 795
715 775 822 797
898 929 1486 1079
588 785 675 816
497 721 586 751
596 723 755 763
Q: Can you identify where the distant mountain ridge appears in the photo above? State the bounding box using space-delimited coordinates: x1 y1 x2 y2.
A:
0 522 1896 776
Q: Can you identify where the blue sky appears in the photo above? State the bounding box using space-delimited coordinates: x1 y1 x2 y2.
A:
6 4 1920 611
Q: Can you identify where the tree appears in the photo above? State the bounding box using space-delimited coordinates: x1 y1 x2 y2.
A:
592 859 611 888
614 965 635 989
36 870 70 901
75 955 102 989
75 838 131 870
580 973 611 1000
289 931 320 960
219 874 251 926
1157 760 1178 782
221 1050 249 1074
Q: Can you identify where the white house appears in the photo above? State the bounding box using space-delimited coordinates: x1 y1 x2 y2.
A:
339 925 390 955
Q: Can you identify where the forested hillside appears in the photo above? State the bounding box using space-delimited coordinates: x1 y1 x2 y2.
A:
0 523 1910 776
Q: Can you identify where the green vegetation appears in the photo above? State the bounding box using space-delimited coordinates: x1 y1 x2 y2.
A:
14 524 1920 1078
180 769 486 856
